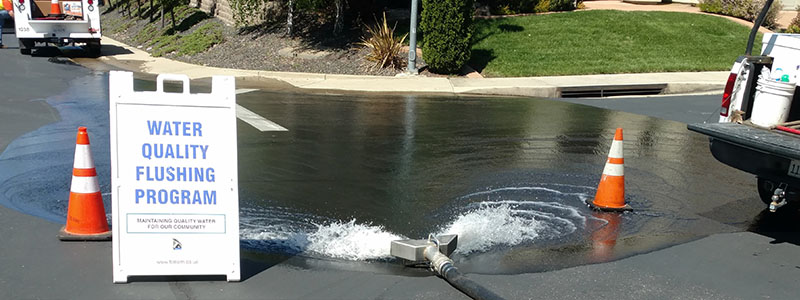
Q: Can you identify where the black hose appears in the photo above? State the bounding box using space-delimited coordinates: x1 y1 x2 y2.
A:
745 0 775 56
440 263 505 300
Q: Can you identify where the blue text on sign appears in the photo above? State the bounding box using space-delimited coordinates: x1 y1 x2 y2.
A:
148 121 203 136
134 189 217 205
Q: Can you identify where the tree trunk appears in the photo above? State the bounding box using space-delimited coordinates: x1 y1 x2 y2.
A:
287 0 294 36
333 0 343 35
161 6 165 28
136 0 142 18
149 0 154 22
170 7 176 30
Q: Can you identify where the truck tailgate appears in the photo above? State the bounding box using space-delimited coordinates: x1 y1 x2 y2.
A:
688 123 800 159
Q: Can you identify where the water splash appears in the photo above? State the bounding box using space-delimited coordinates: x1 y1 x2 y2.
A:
240 207 404 260
239 184 596 260
437 185 595 255
438 201 585 254
305 220 404 260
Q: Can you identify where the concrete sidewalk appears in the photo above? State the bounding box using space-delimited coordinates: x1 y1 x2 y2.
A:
584 1 793 32
83 36 727 97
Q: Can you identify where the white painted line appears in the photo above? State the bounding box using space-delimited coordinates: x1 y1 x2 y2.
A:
235 89 259 94
235 88 288 131
236 104 288 132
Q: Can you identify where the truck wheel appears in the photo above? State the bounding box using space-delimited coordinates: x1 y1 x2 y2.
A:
757 178 779 205
19 39 34 55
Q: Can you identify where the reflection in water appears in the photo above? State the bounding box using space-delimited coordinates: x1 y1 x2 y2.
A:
0 77 762 275
555 100 611 156
589 211 622 263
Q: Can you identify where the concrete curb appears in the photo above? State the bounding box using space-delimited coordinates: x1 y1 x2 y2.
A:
92 36 727 97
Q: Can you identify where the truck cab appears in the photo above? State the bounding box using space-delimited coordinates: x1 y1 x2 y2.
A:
10 0 101 56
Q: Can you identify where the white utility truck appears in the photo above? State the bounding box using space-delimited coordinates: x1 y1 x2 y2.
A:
10 0 101 56
688 0 800 212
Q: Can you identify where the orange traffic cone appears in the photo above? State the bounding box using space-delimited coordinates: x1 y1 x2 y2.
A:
587 128 632 211
59 127 111 241
49 0 62 16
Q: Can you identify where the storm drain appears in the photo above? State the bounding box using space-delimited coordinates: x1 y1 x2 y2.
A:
558 84 667 98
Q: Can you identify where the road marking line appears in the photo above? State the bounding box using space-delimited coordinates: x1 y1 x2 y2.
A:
236 104 288 132
236 89 259 94
234 88 288 131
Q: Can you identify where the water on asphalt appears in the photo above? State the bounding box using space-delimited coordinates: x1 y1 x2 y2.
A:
0 73 762 275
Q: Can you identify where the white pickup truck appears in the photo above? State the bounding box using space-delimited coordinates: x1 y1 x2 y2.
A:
688 0 800 212
10 0 101 56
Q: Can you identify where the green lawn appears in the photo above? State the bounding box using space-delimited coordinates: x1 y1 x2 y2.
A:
470 10 760 77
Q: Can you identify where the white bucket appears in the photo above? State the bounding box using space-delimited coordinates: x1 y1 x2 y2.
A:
750 77 796 127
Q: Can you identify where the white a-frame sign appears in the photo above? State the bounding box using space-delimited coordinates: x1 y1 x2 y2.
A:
109 71 240 282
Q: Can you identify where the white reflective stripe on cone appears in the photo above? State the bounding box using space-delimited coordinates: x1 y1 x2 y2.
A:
73 144 95 169
602 163 624 177
608 140 623 159
70 175 100 193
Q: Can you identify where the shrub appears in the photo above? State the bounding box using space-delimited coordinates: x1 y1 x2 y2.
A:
359 13 408 69
152 22 223 57
699 0 784 29
549 0 577 11
699 0 723 13
534 0 550 13
787 6 800 33
420 0 475 74
477 0 575 14
177 22 224 56
481 0 537 14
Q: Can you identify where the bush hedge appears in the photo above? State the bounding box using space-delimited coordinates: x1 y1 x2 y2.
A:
699 0 784 29
476 0 577 15
420 0 475 74
787 6 800 33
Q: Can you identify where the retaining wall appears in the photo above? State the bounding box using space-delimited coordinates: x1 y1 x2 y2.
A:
189 0 234 25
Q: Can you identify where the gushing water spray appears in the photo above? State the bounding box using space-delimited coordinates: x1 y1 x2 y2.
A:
390 234 504 300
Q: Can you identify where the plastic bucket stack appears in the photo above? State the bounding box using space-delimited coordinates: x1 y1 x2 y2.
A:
751 69 797 127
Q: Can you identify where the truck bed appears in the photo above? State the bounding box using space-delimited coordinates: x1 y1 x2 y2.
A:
688 122 800 190
688 123 800 160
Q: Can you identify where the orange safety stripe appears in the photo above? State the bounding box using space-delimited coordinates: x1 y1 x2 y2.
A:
73 168 97 177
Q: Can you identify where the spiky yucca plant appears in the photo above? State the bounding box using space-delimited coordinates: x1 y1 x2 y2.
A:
359 13 408 69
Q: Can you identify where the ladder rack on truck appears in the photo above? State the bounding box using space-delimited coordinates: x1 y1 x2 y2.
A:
10 0 101 56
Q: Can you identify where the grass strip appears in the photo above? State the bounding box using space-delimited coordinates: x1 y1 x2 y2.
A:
470 10 761 77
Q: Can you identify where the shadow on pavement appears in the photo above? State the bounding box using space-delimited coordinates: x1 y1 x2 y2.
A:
100 44 135 56
28 44 132 58
748 205 800 246
697 195 800 246
124 251 290 282
30 46 86 58
128 275 228 282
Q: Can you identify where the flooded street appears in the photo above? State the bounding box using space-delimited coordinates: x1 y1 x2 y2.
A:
233 90 762 274
0 73 768 276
